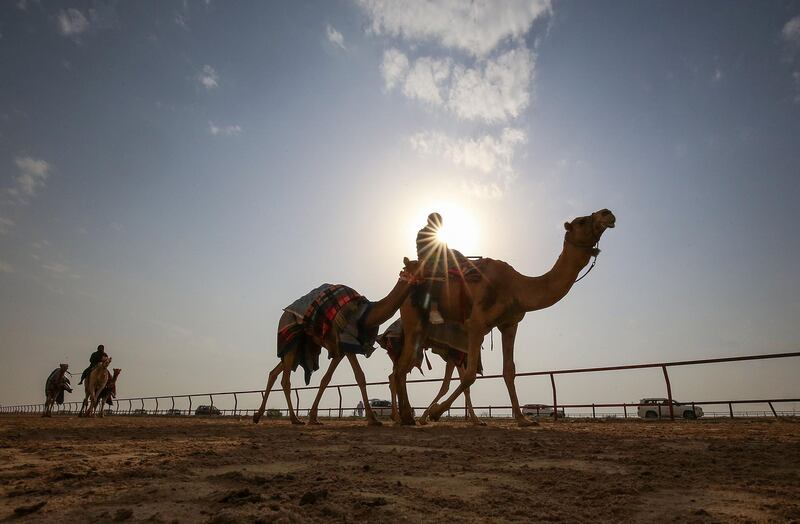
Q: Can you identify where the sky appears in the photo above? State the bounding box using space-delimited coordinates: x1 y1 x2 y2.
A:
1 0 799 414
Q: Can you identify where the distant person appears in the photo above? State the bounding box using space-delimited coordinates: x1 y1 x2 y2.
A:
356 399 364 417
416 212 447 324
78 344 107 385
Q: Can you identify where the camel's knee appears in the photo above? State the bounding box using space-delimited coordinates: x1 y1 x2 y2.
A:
461 371 477 387
280 373 291 390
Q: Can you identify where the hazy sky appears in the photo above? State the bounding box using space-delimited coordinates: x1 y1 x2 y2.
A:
1 1 799 413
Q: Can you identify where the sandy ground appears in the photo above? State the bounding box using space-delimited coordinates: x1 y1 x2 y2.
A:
0 415 799 523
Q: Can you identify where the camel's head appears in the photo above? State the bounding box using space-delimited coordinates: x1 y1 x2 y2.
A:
101 356 112 368
564 209 616 252
59 363 69 372
400 256 423 284
112 368 122 379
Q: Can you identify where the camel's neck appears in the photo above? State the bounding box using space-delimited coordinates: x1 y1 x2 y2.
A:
363 278 415 328
514 241 594 312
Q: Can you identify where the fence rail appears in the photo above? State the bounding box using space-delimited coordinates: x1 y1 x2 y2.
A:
3 351 799 420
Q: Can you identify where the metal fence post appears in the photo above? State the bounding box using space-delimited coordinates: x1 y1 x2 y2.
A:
662 366 675 420
729 403 734 418
233 393 238 416
128 399 132 415
295 389 300 412
337 387 342 419
768 402 777 418
188 395 193 415
550 373 558 422
623 404 628 418
155 398 159 415
592 404 596 419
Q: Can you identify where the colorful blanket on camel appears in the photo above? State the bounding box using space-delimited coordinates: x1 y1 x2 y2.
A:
277 284 378 385
377 319 482 374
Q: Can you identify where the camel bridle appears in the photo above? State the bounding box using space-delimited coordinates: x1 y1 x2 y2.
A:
565 216 606 283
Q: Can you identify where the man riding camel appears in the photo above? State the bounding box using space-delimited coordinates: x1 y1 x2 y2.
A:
78 344 107 385
416 212 449 324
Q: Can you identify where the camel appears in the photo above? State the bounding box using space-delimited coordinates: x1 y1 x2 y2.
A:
96 368 122 418
253 259 421 426
378 320 486 425
392 208 616 426
43 363 72 417
79 356 112 417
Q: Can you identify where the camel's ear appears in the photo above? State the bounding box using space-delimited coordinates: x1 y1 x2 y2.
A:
403 256 410 265
564 222 572 231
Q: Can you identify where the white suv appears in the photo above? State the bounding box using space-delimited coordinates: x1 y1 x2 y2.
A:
638 398 703 420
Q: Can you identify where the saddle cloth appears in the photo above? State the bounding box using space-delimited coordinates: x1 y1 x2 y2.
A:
278 284 378 385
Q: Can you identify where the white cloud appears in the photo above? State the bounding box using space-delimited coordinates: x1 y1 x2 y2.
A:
8 156 51 203
448 47 533 122
208 122 242 136
175 14 189 31
381 48 410 90
402 56 451 105
57 8 89 36
782 16 800 43
198 65 219 90
0 261 13 273
42 262 69 274
326 24 346 50
0 217 13 235
357 0 551 57
409 127 526 197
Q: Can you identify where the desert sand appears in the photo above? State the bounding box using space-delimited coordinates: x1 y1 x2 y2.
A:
1 415 798 523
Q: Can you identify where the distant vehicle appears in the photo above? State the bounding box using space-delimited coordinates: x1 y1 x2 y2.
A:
521 403 565 419
195 405 221 416
638 398 704 420
132 408 147 415
165 408 183 416
367 399 414 417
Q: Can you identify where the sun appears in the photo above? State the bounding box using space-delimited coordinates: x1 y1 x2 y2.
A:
427 203 480 255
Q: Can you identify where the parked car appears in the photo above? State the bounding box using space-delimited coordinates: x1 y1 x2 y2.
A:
165 408 183 416
521 403 565 419
367 399 414 417
637 398 704 420
195 405 221 416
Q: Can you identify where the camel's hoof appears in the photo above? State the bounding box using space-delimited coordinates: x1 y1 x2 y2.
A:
252 414 261 424
306 419 323 426
428 410 443 422
400 417 416 426
290 418 304 425
517 417 539 427
471 419 487 427
417 417 429 426
367 418 383 427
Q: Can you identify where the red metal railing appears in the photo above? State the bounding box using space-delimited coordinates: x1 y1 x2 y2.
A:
3 351 798 419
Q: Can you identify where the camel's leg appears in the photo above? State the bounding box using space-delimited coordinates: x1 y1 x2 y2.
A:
79 397 87 417
253 361 283 424
428 319 486 420
42 398 51 417
418 360 455 425
499 323 537 427
346 353 382 426
280 351 303 425
307 354 344 425
389 370 399 423
97 396 106 418
458 365 486 426
395 305 424 425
